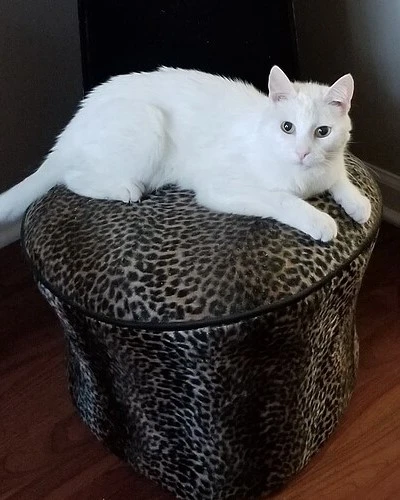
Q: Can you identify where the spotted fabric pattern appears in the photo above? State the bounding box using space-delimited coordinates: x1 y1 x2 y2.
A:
22 158 381 499
23 159 381 325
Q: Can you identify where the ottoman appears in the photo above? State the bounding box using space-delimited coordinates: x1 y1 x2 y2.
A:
22 158 381 499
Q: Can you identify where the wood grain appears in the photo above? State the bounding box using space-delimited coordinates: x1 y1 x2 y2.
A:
0 222 399 499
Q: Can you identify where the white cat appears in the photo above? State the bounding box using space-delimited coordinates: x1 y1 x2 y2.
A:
0 66 370 241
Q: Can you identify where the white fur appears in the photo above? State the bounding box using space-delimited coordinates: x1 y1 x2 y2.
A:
0 66 371 241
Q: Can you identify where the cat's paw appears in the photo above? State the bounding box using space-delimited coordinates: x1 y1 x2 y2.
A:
68 181 143 204
341 194 371 224
303 211 338 242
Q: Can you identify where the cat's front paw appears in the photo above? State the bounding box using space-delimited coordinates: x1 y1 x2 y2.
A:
303 211 338 242
341 194 371 224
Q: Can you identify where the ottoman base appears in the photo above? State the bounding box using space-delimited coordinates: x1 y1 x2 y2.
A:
37 242 371 499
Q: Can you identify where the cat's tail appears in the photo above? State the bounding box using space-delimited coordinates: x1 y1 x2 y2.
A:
0 157 60 223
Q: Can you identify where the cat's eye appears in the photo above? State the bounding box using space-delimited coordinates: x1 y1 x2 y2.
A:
281 121 295 134
315 126 331 138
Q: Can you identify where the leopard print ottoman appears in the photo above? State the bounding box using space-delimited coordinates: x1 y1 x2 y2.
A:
22 157 381 499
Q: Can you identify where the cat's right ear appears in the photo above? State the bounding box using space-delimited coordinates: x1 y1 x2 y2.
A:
268 66 296 102
325 74 354 112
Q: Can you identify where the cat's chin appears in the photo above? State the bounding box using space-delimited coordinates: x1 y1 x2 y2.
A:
296 161 314 170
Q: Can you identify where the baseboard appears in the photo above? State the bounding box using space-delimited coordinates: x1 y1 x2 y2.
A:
367 163 400 227
0 220 21 249
368 163 400 190
382 206 400 227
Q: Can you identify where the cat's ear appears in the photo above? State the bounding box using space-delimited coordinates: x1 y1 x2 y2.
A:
268 66 296 102
325 74 354 112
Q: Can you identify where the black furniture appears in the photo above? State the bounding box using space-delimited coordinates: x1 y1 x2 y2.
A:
78 0 298 92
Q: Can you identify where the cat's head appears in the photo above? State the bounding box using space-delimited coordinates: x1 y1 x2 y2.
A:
266 66 353 170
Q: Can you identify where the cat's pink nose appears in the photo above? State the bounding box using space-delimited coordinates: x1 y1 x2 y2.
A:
297 149 310 161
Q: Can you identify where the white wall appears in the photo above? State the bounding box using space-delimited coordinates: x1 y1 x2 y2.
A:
0 0 82 246
294 0 400 218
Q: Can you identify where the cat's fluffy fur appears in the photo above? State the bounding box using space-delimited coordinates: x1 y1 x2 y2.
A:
0 66 370 241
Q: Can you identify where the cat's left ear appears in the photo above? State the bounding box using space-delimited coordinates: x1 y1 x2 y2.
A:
268 66 296 102
325 74 354 113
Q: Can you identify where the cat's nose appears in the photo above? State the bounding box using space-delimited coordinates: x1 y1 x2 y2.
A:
296 149 310 161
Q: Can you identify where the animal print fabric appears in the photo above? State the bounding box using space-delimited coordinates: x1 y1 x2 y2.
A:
22 159 381 326
22 158 381 499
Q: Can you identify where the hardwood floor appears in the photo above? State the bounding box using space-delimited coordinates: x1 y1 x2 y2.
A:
0 222 399 500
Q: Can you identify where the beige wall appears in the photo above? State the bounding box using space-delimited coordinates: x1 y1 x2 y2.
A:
0 0 82 192
294 0 400 176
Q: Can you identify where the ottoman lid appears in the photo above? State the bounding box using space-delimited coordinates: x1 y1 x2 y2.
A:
22 158 381 328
